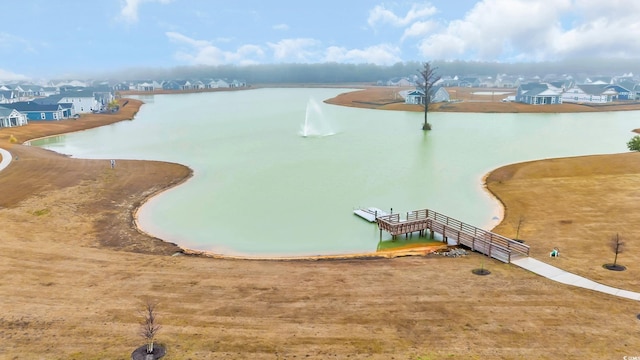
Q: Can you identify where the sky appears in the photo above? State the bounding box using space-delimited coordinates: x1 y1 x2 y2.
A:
2 0 640 80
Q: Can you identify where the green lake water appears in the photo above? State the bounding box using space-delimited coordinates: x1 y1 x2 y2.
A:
31 88 639 256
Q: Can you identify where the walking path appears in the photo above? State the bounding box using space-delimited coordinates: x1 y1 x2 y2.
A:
0 148 11 171
512 257 640 301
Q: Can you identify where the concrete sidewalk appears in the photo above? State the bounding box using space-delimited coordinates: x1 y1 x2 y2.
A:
0 148 11 171
512 257 640 301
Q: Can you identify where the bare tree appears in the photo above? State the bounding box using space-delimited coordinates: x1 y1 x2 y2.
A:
140 300 161 354
515 215 525 241
609 233 625 268
416 62 441 131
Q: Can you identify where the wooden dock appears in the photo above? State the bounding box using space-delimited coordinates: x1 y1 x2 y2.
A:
353 207 389 222
376 208 529 263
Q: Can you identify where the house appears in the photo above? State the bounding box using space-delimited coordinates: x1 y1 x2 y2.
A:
439 76 460 87
516 83 562 105
405 90 424 104
386 77 413 87
404 86 450 105
0 106 28 127
176 80 193 90
10 101 70 121
0 90 17 104
561 84 615 104
458 77 481 88
192 80 206 90
134 80 162 92
162 80 181 90
231 79 246 88
58 90 100 113
207 79 230 88
604 85 634 100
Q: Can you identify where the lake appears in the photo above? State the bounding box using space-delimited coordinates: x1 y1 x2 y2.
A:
32 88 638 256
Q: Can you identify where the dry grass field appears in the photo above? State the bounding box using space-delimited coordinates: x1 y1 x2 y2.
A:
1 92 640 359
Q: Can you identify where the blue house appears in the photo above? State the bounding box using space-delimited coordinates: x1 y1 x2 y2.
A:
604 85 634 100
516 83 562 105
10 101 71 121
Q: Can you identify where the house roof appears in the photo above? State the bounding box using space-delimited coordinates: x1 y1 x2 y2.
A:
577 84 608 95
10 101 63 112
0 106 17 116
34 94 65 104
60 90 95 98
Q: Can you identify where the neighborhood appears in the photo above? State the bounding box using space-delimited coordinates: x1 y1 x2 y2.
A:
0 78 248 129
397 72 640 105
1 72 639 129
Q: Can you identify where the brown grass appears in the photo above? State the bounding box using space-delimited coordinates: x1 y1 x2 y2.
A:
0 92 639 359
325 86 640 113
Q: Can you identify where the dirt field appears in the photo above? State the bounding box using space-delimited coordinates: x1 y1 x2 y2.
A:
1 93 640 359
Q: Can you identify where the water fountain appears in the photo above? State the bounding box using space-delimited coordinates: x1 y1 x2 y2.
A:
300 97 335 137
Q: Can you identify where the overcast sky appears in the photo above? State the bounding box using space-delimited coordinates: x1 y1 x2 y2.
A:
2 0 640 80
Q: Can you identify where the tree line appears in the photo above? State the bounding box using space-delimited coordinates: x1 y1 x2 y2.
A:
105 57 640 84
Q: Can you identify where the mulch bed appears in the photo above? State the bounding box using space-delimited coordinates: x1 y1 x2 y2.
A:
131 345 166 360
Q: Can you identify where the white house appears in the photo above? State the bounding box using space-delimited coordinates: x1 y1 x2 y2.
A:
0 106 28 127
59 90 99 113
207 79 230 88
561 84 615 104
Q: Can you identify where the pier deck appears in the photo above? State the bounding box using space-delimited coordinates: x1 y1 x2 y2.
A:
376 208 529 263
353 207 389 222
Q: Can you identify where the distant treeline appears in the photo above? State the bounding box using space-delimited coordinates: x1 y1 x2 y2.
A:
107 58 640 83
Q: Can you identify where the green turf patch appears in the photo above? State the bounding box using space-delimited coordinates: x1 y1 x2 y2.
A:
377 237 444 251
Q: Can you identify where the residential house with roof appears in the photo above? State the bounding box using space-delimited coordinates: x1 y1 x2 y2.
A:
458 77 481 87
176 80 193 90
58 90 100 113
516 83 562 105
161 80 180 90
0 90 17 104
561 84 616 104
386 77 413 87
207 79 230 88
231 79 247 88
134 80 162 92
404 86 450 105
604 84 634 100
0 106 28 127
10 101 71 121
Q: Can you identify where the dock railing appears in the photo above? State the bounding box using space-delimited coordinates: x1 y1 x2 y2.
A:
376 208 529 263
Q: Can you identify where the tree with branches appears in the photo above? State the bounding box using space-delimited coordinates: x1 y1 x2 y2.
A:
140 300 162 354
416 62 441 131
606 233 626 270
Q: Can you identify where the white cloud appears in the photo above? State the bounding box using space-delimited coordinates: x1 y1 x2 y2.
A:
324 44 402 65
0 32 36 54
119 0 173 23
273 24 289 31
368 3 437 28
0 68 28 81
166 32 264 66
417 0 572 61
551 1 640 59
415 0 640 61
401 20 437 42
267 38 321 62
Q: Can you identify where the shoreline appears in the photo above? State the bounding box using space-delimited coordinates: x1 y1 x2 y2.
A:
0 86 638 261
